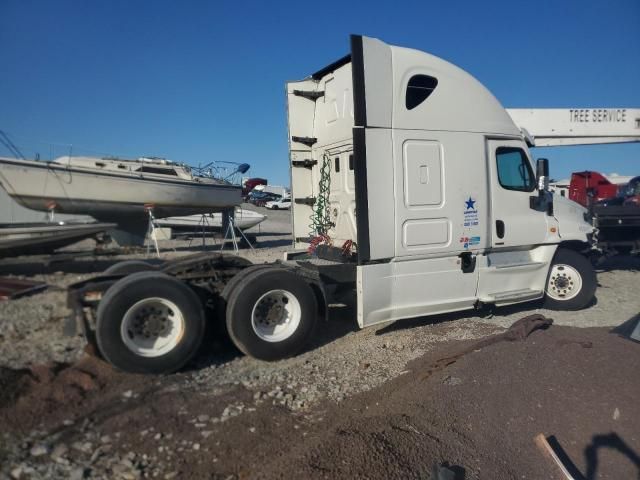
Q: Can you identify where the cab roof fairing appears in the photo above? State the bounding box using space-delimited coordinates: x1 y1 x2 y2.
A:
291 35 522 140
386 43 522 136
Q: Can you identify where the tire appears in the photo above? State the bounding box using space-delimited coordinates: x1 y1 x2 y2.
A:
225 267 318 360
543 248 597 311
96 271 206 374
272 205 279 210
215 265 275 338
103 260 159 275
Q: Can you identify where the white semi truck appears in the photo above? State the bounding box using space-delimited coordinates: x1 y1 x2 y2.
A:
67 35 640 374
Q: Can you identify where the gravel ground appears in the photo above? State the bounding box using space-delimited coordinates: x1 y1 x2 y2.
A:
0 205 639 479
0 205 293 369
0 204 639 390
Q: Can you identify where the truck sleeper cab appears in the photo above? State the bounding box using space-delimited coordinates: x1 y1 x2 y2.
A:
74 35 597 375
287 35 596 329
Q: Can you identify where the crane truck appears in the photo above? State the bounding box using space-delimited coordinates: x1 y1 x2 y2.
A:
67 35 640 374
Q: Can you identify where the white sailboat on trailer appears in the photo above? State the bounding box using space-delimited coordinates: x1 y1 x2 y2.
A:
0 156 245 218
0 155 250 245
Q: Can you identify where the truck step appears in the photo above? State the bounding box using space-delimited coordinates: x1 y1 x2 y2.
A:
292 159 318 169
492 261 546 270
293 89 325 101
294 196 317 206
291 136 317 147
484 289 543 304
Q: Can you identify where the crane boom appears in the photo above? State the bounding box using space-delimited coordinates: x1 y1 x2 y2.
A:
506 108 640 147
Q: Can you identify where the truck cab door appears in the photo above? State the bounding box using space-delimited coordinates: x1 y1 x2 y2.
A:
486 139 549 248
476 139 556 306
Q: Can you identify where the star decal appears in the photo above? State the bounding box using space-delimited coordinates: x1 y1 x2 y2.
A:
465 197 476 210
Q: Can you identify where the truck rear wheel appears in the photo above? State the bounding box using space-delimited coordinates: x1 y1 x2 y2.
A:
96 271 205 374
543 248 597 311
225 268 318 360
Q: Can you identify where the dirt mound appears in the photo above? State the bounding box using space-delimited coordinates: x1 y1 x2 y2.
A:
1 318 639 479
273 325 640 479
418 313 553 381
0 366 31 408
0 355 132 433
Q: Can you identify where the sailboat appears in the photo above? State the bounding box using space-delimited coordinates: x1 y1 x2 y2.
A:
0 155 250 244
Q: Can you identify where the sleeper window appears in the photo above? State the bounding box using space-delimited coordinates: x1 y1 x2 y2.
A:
405 75 438 110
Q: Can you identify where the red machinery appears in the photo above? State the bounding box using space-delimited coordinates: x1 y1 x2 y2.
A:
242 177 267 198
568 171 620 207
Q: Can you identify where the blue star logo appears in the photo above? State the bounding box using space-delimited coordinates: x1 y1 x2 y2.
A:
465 197 476 210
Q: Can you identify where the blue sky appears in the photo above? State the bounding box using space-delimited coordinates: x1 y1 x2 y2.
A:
1 0 638 185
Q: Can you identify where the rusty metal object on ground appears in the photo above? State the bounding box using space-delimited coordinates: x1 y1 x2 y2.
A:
0 277 48 300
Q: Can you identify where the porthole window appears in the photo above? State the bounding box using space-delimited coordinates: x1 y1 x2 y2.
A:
405 75 438 110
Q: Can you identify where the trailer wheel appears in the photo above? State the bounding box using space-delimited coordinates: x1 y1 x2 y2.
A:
225 268 318 360
103 260 159 275
96 271 205 374
543 248 597 311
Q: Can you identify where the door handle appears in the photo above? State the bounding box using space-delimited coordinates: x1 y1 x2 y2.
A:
496 220 505 239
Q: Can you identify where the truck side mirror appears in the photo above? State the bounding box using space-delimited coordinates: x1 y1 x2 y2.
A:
536 158 549 194
530 158 553 214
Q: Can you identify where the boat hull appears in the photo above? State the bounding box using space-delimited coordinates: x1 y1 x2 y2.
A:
155 209 266 232
0 222 116 256
0 158 242 219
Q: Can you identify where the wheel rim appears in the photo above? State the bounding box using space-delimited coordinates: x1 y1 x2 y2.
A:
547 264 583 301
251 289 301 343
121 298 185 357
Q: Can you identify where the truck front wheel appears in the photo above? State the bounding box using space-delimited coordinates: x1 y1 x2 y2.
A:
225 268 318 360
96 271 205 374
543 248 597 311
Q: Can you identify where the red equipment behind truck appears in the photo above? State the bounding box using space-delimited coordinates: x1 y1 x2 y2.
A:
242 177 267 198
568 171 619 207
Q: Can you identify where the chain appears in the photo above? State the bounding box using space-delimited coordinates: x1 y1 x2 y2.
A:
309 153 333 236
